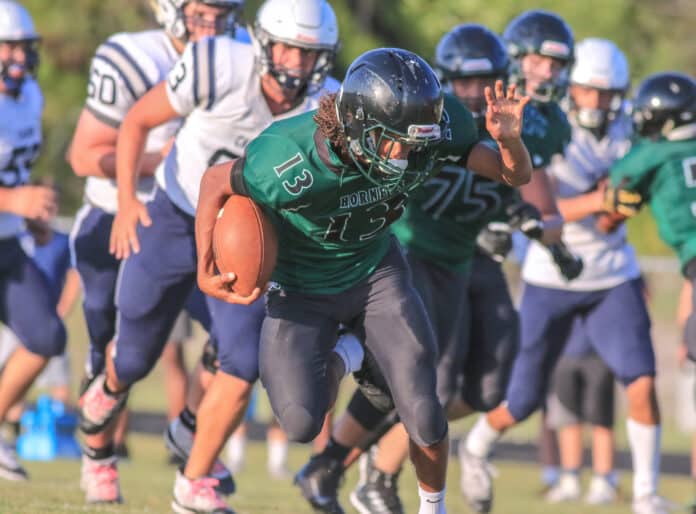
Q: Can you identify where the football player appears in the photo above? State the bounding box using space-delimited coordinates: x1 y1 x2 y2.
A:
0 0 66 483
608 71 696 511
80 1 342 512
196 47 532 514
67 0 245 504
293 23 571 514
462 36 671 514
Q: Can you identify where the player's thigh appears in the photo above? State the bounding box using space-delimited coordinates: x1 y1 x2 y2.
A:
585 278 655 384
0 239 66 356
362 243 446 446
464 254 519 410
206 294 264 383
259 288 340 438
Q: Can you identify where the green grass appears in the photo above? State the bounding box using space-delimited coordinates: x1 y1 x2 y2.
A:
0 435 692 514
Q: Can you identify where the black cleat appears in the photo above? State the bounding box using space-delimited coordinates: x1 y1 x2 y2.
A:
350 452 404 514
294 454 345 514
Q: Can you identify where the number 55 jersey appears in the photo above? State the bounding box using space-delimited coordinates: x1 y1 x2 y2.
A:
0 78 42 238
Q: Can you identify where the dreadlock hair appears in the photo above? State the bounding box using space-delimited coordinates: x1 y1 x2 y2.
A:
313 93 351 163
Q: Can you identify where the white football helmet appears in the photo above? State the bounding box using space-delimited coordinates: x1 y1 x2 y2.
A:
150 0 244 41
569 38 629 131
0 1 40 92
253 0 339 94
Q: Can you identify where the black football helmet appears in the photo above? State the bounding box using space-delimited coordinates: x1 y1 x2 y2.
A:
336 48 445 192
503 9 574 102
632 72 696 139
435 24 508 124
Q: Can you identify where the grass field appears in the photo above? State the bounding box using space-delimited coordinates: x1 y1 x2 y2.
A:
0 434 692 514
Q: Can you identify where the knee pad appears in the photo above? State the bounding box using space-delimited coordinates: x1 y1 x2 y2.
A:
113 339 161 385
400 396 448 447
23 317 66 358
278 404 323 443
463 384 505 413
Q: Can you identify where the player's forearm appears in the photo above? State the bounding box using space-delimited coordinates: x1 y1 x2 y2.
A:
519 168 563 244
196 163 235 275
556 191 604 223
0 187 17 214
496 137 532 187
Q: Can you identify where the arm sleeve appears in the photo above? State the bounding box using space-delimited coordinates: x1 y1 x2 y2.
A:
165 36 220 116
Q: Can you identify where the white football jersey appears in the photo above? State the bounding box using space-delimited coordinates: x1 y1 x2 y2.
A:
158 36 339 215
522 106 641 290
82 30 182 213
0 79 42 239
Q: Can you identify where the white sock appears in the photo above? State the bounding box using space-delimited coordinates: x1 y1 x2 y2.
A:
333 332 364 376
267 439 288 474
418 485 446 514
225 433 246 473
465 415 501 459
626 418 661 499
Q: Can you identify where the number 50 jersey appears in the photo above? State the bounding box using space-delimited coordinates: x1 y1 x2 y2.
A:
159 35 339 216
0 79 42 239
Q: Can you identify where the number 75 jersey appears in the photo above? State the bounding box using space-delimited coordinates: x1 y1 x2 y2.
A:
0 79 42 238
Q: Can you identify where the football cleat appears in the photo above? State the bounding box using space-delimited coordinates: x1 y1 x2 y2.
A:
81 455 123 504
172 470 236 514
78 373 128 435
0 435 27 482
165 416 236 496
294 453 345 514
584 474 618 505
350 451 404 514
632 494 678 514
544 472 581 503
459 447 496 513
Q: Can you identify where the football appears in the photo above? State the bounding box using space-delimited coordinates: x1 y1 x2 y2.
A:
595 211 627 234
212 195 278 297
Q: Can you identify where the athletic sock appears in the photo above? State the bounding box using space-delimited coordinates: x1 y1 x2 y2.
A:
626 418 661 499
333 332 364 376
83 443 115 461
417 485 446 514
267 438 288 474
226 433 246 473
465 415 501 459
179 407 197 433
322 436 351 462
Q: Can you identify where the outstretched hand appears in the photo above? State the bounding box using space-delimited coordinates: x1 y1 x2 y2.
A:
485 80 530 143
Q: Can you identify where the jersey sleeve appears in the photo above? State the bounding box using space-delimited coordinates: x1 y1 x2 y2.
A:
85 36 156 128
233 131 315 209
166 36 222 116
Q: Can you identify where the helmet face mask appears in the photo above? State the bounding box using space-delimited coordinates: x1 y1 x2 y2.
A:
150 0 244 42
503 9 574 103
0 1 40 95
337 48 446 193
253 0 338 96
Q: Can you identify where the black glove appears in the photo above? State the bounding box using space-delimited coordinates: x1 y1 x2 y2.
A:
506 202 544 240
548 241 584 281
476 222 513 263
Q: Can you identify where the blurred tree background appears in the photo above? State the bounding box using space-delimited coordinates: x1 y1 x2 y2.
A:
25 0 696 254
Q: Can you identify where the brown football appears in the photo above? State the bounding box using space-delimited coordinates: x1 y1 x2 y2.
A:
595 211 627 234
212 195 278 296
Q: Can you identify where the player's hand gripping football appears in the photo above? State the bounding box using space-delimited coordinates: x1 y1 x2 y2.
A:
109 197 151 260
485 80 530 143
197 246 263 306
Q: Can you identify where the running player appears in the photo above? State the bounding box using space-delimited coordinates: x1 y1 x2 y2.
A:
67 0 245 503
0 0 66 483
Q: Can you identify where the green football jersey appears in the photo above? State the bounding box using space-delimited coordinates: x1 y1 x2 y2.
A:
610 136 696 272
392 98 568 273
236 102 478 294
523 101 572 169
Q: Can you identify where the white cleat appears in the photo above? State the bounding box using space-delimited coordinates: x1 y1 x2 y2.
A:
632 494 678 514
545 472 581 503
172 470 236 514
0 435 27 482
459 447 495 513
584 474 617 505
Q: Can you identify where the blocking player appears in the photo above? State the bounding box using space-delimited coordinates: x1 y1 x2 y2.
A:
292 23 572 514
79 1 343 512
0 0 66 482
67 0 245 503
196 47 532 514
462 38 671 514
